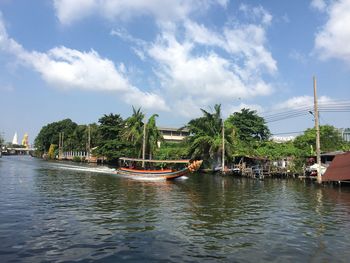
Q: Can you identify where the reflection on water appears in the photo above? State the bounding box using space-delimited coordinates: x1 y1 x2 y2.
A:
1 156 350 262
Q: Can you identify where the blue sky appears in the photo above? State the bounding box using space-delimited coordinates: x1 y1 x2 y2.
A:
0 0 349 143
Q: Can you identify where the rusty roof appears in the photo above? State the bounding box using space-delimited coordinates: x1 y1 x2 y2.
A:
322 152 350 182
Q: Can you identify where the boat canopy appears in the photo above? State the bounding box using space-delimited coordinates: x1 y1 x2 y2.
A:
119 157 190 164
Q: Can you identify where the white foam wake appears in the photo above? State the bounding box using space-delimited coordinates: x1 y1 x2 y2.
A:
51 163 117 174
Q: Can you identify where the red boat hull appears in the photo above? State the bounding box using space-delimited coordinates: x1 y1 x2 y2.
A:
117 167 190 180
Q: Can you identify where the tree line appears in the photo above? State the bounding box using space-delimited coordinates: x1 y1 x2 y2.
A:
34 105 350 170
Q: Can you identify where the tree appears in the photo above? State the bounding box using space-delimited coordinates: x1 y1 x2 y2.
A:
185 104 233 168
294 125 345 154
146 114 163 159
227 108 270 143
34 119 78 155
123 108 163 159
95 113 132 161
255 141 301 160
155 141 189 161
122 107 145 157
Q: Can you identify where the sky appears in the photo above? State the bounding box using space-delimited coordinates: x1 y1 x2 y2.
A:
0 0 350 144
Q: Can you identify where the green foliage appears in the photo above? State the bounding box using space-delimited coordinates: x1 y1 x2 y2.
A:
185 104 234 168
255 141 301 160
294 125 345 155
34 104 349 172
227 108 270 143
95 113 131 161
34 119 78 154
155 142 189 160
342 141 350 151
123 107 145 157
146 114 163 159
72 156 81 162
123 107 163 159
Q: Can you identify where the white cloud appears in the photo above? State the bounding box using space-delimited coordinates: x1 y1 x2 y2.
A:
225 103 264 117
51 1 277 118
311 0 327 11
224 24 277 74
0 14 168 111
148 33 273 102
273 95 332 110
239 4 272 26
145 14 276 116
314 0 350 63
53 0 227 25
53 0 96 25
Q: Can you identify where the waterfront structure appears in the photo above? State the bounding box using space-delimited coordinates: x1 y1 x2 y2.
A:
158 127 189 143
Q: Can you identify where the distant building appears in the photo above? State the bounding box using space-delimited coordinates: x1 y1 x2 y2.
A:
271 136 295 143
339 128 350 142
158 127 189 143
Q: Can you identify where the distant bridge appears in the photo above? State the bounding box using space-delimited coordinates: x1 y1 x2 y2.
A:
1 147 35 155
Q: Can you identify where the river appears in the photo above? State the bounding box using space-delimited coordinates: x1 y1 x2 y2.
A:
1 156 350 262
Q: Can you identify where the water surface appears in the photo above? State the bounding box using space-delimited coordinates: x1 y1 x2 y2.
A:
1 156 350 262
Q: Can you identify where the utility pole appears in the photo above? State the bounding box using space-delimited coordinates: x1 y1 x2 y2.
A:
222 120 225 174
87 125 91 160
313 76 322 184
62 132 64 159
59 132 64 159
59 132 61 159
142 118 147 168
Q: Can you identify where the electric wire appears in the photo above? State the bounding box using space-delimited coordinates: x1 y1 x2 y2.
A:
260 100 350 123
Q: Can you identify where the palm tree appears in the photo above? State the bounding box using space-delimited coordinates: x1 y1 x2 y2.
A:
146 114 163 159
123 107 145 158
123 107 163 159
185 104 233 168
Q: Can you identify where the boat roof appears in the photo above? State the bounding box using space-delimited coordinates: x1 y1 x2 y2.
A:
119 157 190 163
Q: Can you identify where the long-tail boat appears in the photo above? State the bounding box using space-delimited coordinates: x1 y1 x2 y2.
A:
117 157 202 180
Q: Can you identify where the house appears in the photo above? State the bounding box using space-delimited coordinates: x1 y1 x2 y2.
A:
158 127 189 143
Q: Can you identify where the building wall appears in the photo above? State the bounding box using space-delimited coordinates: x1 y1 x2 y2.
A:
158 127 189 143
340 128 350 142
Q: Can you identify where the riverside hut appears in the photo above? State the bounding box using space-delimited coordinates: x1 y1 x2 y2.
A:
322 152 350 182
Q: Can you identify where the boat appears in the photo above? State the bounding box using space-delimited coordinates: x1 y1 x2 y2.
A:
117 157 203 180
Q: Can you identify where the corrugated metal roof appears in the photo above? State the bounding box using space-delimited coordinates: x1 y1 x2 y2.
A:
158 127 189 132
322 152 350 181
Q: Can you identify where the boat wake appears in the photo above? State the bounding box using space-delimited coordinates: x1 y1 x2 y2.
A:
51 163 182 181
124 175 166 181
49 163 187 181
51 163 117 175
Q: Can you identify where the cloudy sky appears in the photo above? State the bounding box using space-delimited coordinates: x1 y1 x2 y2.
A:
0 0 349 143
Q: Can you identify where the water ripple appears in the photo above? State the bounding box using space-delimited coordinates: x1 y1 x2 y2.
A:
1 156 350 262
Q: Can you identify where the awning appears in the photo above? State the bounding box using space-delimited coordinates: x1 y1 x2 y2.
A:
119 157 190 163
